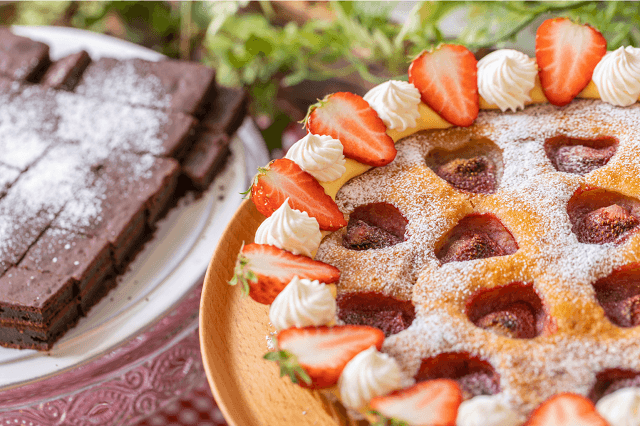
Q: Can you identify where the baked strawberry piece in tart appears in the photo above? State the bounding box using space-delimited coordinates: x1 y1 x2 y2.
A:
229 17 640 426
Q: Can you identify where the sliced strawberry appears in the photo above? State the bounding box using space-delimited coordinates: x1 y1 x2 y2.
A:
369 379 462 426
524 393 609 426
535 18 606 106
230 243 340 304
305 92 396 167
408 44 479 127
249 158 346 231
264 325 384 389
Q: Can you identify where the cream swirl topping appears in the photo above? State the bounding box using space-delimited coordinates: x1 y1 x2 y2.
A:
254 198 321 257
338 346 401 409
269 277 336 331
593 46 640 107
596 387 640 426
477 49 537 112
363 80 421 131
285 133 346 182
456 395 522 426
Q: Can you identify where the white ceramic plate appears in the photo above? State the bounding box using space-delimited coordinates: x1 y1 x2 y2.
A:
0 26 266 388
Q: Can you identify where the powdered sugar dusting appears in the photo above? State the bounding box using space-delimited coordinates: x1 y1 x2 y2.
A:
0 75 177 270
55 91 168 156
0 165 19 198
316 99 640 417
75 58 172 110
0 128 54 171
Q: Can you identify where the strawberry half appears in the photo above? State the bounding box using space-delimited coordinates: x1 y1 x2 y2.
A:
305 92 396 167
264 325 384 389
535 18 606 107
249 158 346 231
369 379 462 426
524 393 609 426
408 44 479 127
230 243 340 304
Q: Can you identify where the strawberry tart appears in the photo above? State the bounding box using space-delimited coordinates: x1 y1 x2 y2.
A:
230 18 640 425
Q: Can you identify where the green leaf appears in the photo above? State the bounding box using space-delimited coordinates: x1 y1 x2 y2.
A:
263 350 312 386
15 1 73 25
228 245 255 296
373 28 393 58
283 63 309 87
204 1 248 37
350 1 395 21
226 49 248 70
368 411 410 426
246 34 273 56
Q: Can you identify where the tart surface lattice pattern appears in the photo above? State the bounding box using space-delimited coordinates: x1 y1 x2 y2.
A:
316 99 640 414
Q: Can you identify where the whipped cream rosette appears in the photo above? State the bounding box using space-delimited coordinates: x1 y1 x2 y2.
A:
254 197 322 257
338 346 402 410
593 45 640 106
285 133 346 182
477 49 537 112
269 276 336 331
363 80 421 131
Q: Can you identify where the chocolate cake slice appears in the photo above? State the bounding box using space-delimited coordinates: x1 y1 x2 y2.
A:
53 153 181 269
182 132 231 190
0 28 50 82
181 86 249 189
74 57 217 117
53 90 197 159
22 228 114 313
0 268 78 350
200 86 249 134
0 142 93 277
41 50 91 91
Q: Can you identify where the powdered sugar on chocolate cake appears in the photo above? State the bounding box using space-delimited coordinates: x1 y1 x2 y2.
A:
315 98 640 415
75 58 172 110
0 80 176 278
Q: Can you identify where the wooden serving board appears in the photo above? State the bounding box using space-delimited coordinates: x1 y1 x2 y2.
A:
199 200 366 426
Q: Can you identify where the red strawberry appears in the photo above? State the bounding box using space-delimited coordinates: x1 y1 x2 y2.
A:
304 92 396 167
535 18 607 106
524 393 609 426
264 325 384 389
230 243 340 304
408 44 479 127
249 158 346 231
369 379 462 426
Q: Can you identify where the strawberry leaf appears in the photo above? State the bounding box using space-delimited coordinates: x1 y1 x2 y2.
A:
229 245 256 296
263 349 312 386
300 94 331 128
240 186 252 199
369 411 409 426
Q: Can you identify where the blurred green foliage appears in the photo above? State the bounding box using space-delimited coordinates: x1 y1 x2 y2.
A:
3 1 204 58
204 1 640 118
6 0 640 122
